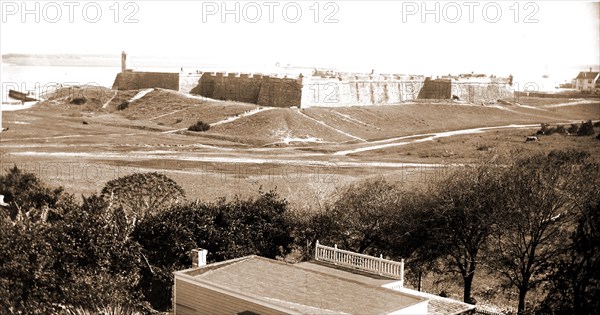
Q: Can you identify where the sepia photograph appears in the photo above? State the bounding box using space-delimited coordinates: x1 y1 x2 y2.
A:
1 1 599 314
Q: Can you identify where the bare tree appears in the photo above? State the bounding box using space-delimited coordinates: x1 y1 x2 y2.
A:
312 178 404 255
490 151 588 314
423 163 503 303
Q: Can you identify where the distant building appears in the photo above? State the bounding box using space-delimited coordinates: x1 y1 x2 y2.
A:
172 243 476 314
575 68 600 93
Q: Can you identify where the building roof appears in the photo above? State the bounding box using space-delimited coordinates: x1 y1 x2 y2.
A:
176 255 426 314
297 261 476 315
176 256 476 314
393 287 476 315
576 71 599 80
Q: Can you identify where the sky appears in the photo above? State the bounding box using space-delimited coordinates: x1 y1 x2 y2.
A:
1 1 599 80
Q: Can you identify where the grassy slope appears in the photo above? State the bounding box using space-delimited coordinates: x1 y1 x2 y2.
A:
2 88 599 205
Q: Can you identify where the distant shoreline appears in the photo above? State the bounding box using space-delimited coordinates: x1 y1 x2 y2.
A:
2 54 120 67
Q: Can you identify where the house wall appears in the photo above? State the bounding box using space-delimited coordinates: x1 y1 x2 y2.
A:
576 76 599 93
174 278 290 315
112 71 179 90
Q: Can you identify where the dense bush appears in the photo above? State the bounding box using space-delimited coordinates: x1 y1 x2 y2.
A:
70 97 87 105
116 101 129 110
0 168 147 314
577 120 595 136
538 121 595 136
555 124 567 135
188 120 210 132
567 123 580 134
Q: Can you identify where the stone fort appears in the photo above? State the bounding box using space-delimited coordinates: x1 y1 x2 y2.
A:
112 52 514 108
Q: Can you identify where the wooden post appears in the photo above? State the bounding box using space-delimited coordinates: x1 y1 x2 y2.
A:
315 240 319 261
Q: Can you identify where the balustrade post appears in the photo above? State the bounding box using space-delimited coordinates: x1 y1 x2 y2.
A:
315 240 320 261
334 244 338 265
400 258 405 285
379 254 383 276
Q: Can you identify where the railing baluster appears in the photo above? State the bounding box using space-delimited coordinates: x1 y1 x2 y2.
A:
315 242 403 279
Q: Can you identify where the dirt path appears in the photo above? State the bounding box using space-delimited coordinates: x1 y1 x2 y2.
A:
334 111 381 130
293 109 366 142
102 91 118 109
210 107 273 127
334 124 540 156
149 107 191 121
10 150 449 169
129 88 154 102
542 99 598 108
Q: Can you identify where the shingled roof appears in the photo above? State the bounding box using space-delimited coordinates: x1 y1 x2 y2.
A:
576 71 599 80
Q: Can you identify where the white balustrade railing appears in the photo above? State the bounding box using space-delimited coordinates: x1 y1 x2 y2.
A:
314 240 404 281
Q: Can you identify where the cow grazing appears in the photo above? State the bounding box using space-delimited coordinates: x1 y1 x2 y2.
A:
525 136 538 142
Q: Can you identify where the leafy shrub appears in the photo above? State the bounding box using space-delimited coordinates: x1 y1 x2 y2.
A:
568 123 580 134
188 120 210 132
594 121 600 127
70 97 87 105
577 120 595 136
537 123 550 135
555 125 567 135
116 101 129 111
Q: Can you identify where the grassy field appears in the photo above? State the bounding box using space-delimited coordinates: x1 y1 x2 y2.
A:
1 88 599 208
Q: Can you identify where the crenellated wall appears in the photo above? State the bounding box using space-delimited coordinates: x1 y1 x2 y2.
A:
300 75 425 108
192 72 301 107
188 72 514 108
257 76 302 108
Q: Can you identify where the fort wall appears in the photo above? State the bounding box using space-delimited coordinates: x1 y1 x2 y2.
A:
449 77 513 103
192 72 302 107
112 71 179 91
179 73 202 93
111 70 514 108
300 75 425 108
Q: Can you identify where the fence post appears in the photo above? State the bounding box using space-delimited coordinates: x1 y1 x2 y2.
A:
334 244 338 265
379 254 383 276
315 240 319 261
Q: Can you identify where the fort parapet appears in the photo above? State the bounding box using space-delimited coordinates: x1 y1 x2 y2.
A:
112 71 179 91
111 67 513 108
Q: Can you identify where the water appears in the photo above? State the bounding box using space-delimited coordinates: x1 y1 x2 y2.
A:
1 63 121 103
0 56 278 103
